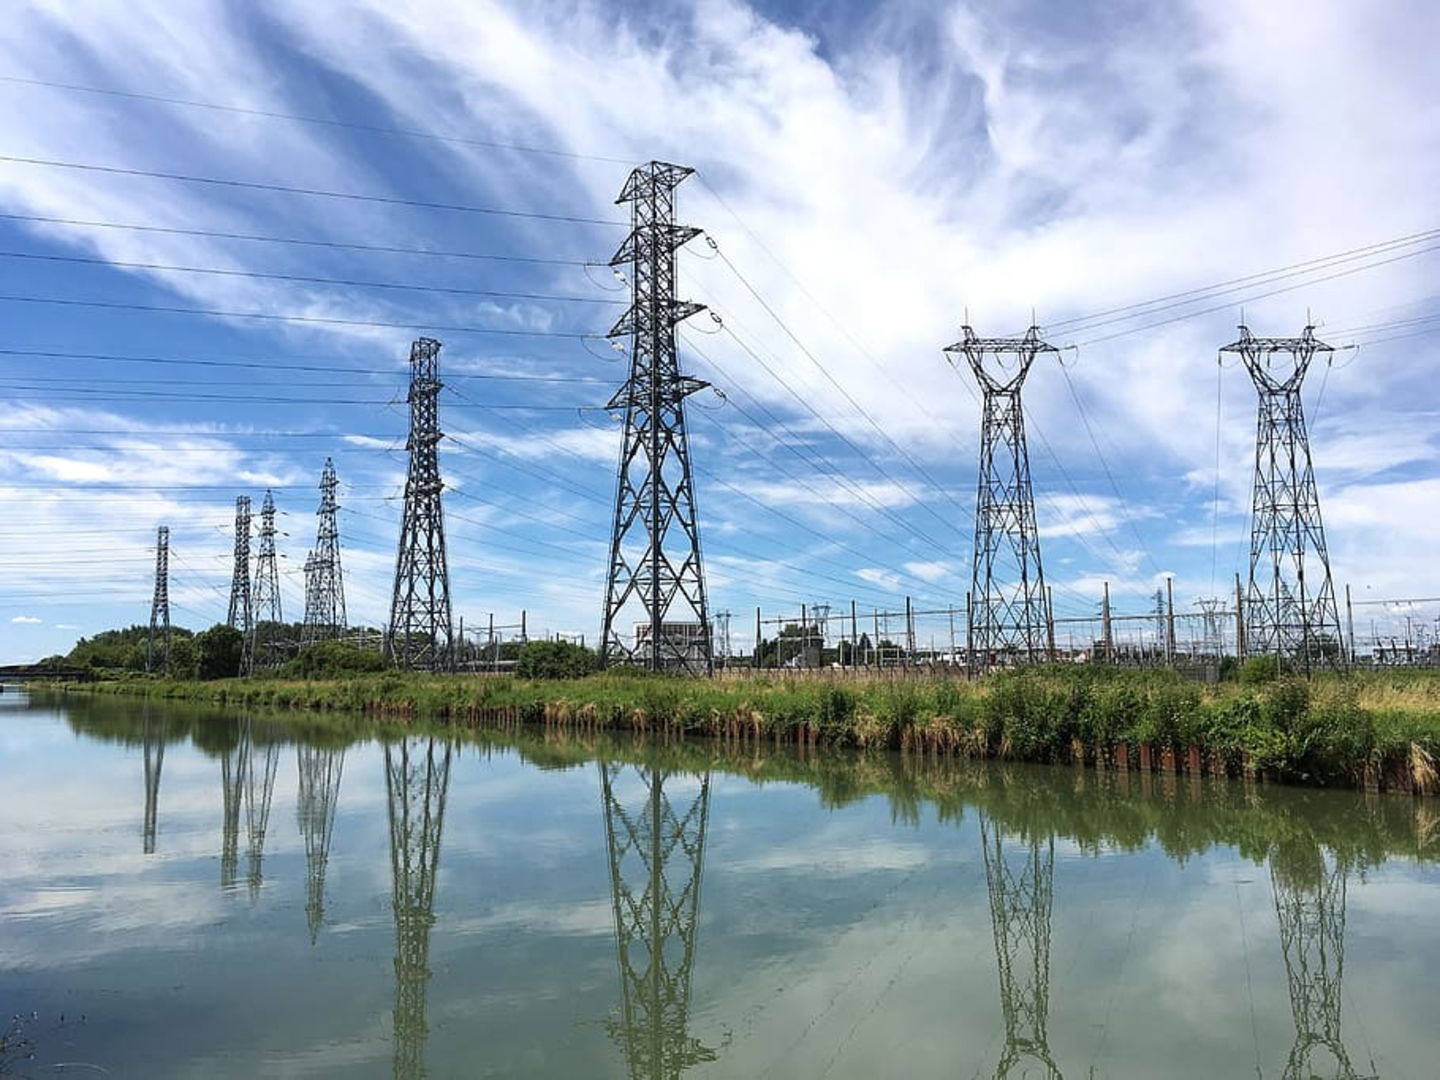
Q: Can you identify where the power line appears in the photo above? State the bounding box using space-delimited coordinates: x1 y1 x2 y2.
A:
0 153 626 226
0 291 604 338
0 211 595 265
0 249 624 305
0 73 634 166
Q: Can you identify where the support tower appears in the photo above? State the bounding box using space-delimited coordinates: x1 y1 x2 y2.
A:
980 812 1061 1079
944 326 1055 665
227 496 253 675
601 161 713 674
146 525 170 673
1222 325 1344 672
252 490 283 671
388 338 453 671
600 762 715 1078
297 745 345 943
386 737 452 1080
141 708 164 854
303 458 347 647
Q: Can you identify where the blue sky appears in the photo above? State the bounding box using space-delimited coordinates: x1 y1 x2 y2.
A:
2 0 1439 663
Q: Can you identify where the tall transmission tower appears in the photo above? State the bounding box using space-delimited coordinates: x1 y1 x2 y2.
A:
219 723 246 890
252 490 284 671
388 338 453 672
980 812 1061 1079
601 161 713 675
244 722 279 902
296 744 345 944
1222 324 1344 673
386 737 452 1080
599 762 715 1078
1271 843 1373 1080
227 495 254 675
141 707 164 854
303 458 347 647
146 525 170 674
944 326 1056 665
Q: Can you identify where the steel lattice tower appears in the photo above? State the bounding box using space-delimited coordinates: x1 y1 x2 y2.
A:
141 708 164 854
944 326 1055 665
296 745 345 944
219 723 246 890
227 495 254 675
388 338 453 672
146 525 170 674
385 737 452 1080
1271 844 1373 1080
1223 325 1344 672
601 161 713 675
244 723 279 901
600 762 715 1079
303 458 347 647
980 812 1061 1080
252 491 284 671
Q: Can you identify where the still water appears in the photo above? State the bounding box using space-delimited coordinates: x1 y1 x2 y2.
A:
2 689 1437 1079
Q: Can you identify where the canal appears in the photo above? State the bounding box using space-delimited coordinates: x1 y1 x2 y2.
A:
1 689 1436 1078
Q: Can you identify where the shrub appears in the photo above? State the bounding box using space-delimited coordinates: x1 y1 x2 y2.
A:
280 640 387 679
515 640 599 680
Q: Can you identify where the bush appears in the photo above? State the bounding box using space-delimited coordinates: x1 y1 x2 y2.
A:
515 640 599 680
1239 654 1285 685
194 624 245 680
280 640 388 679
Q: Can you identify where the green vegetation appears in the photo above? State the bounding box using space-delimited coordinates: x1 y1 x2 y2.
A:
514 640 598 680
59 663 1440 794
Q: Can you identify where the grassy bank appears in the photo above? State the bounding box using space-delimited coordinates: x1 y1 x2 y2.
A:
58 665 1440 793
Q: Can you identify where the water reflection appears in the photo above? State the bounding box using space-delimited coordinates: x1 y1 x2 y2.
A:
385 738 452 1080
1271 842 1375 1080
599 762 716 1079
9 695 1439 1078
980 813 1060 1080
295 744 345 943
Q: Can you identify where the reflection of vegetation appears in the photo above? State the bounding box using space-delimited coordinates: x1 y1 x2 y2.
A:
58 665 1440 792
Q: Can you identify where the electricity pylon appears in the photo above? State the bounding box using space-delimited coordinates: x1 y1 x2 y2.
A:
601 161 713 674
220 723 245 890
944 326 1055 666
141 707 163 854
218 718 277 897
302 458 347 647
980 812 1061 1080
1270 843 1374 1080
388 338 453 671
146 525 170 674
1222 324 1344 673
296 744 345 944
600 762 715 1079
252 490 284 671
227 495 254 676
386 737 452 1080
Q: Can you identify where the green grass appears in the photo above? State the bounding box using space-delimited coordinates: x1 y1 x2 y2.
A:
59 665 1440 793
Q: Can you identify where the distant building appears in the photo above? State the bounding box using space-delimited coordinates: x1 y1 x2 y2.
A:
633 621 710 668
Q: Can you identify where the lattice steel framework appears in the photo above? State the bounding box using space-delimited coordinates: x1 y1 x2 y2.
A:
600 763 715 1079
227 496 253 675
252 490 284 671
1222 325 1344 673
219 723 245 890
944 326 1055 665
601 161 713 674
244 725 278 901
141 708 164 854
980 812 1061 1080
1271 846 1373 1080
386 737 452 1080
303 458 347 647
146 525 170 674
297 745 345 944
389 338 453 671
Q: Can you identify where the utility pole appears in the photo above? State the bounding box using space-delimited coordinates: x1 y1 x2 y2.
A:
1345 584 1356 665
945 325 1055 665
388 338 453 672
303 458 347 647
1102 581 1113 663
227 496 253 676
1235 572 1247 661
252 490 283 672
1223 324 1344 673
600 161 712 674
1165 576 1176 666
146 525 170 674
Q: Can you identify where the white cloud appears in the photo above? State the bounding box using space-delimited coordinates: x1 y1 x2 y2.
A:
10 615 42 624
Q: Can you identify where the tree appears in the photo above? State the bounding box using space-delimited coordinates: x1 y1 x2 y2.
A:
195 624 244 680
